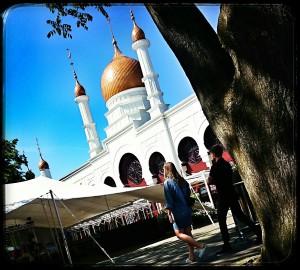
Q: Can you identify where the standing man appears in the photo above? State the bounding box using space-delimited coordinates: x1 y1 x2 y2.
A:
207 144 262 255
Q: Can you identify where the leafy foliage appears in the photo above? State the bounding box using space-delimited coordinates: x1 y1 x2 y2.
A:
46 3 111 39
1 139 29 183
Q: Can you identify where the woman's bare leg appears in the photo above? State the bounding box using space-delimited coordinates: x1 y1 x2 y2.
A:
174 228 205 248
185 226 196 261
174 226 206 261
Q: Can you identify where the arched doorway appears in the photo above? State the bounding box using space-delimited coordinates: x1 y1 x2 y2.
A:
149 152 165 183
104 176 117 187
178 137 208 174
119 153 147 187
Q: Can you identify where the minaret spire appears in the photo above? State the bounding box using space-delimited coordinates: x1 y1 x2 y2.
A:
105 15 123 58
67 49 102 158
67 48 86 96
36 138 52 178
106 15 115 42
129 5 134 21
36 137 42 159
67 48 78 81
130 7 169 119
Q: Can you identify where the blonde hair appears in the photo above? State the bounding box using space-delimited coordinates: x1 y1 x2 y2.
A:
163 162 185 189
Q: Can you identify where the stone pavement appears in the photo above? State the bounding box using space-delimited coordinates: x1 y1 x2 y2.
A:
76 215 262 267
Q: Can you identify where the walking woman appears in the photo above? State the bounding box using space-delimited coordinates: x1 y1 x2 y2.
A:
163 162 207 263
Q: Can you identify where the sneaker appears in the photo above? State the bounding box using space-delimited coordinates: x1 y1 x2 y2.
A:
185 258 195 264
216 244 233 255
196 244 207 259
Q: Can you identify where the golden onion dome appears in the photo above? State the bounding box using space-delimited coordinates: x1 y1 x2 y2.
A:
130 9 146 42
38 158 49 170
101 39 144 102
74 80 86 97
132 22 145 42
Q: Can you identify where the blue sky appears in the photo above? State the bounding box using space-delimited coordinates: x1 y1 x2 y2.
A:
3 4 220 180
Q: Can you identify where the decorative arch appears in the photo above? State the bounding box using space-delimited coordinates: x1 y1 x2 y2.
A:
178 136 209 174
197 119 210 154
119 153 147 187
149 152 166 183
104 176 117 187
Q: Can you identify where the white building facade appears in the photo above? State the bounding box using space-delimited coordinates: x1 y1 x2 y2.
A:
59 11 219 189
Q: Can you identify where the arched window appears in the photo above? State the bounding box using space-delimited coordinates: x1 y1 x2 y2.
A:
119 153 146 187
149 152 165 183
178 137 201 164
104 176 116 187
178 137 208 174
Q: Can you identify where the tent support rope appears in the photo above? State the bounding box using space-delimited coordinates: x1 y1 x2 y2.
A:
53 191 115 264
49 190 73 265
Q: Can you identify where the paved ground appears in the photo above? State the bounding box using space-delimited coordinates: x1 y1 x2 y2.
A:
70 215 262 268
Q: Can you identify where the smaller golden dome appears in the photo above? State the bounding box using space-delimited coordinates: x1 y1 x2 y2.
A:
132 22 145 42
38 158 49 170
74 80 86 97
130 9 146 42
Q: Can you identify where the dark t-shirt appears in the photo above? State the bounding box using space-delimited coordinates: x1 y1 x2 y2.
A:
209 158 237 199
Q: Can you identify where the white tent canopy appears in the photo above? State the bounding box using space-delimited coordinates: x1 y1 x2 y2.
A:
4 176 166 228
4 176 214 229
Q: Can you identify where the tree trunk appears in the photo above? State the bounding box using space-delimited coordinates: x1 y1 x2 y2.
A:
146 3 296 264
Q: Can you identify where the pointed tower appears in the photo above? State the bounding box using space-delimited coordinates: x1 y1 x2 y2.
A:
23 151 35 180
67 49 102 158
130 7 169 118
36 138 52 178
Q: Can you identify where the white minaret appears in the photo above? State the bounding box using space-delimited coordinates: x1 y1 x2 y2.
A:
130 8 169 119
36 138 52 178
67 49 102 158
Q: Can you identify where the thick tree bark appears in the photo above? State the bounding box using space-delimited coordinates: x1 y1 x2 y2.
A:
146 3 296 264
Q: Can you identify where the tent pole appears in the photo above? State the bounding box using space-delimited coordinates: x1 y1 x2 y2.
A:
47 198 65 263
189 183 216 226
41 198 64 264
49 189 73 265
